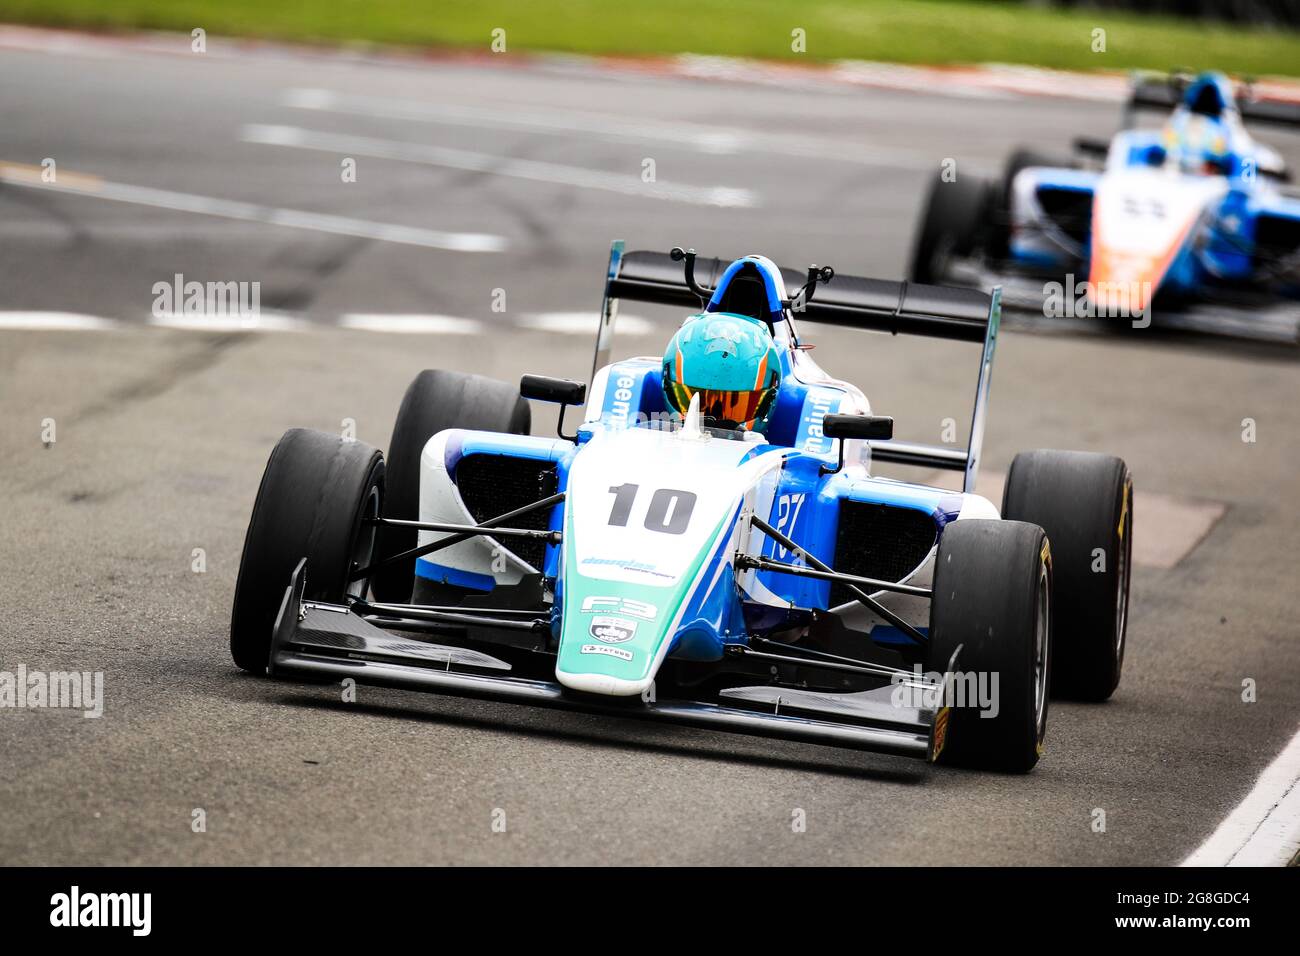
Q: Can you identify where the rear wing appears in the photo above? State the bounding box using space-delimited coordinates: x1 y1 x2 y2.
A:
592 241 1002 494
1126 75 1300 130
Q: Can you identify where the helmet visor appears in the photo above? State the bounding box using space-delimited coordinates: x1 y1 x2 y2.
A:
666 381 775 430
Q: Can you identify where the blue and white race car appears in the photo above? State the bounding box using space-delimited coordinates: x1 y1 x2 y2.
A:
231 244 1133 772
910 71 1300 342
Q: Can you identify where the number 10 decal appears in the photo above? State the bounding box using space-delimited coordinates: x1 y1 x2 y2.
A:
607 484 697 535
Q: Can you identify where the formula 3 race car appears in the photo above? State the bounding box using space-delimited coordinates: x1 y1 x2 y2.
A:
230 243 1133 772
909 71 1300 343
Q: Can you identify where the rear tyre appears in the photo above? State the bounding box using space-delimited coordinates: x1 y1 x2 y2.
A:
230 428 385 673
908 172 993 284
927 520 1051 773
371 370 530 604
1002 450 1133 701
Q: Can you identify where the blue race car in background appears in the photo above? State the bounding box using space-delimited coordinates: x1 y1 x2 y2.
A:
910 71 1300 342
231 244 1133 773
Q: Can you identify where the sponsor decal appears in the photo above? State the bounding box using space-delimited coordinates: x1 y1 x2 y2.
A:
579 557 673 579
580 643 633 661
589 615 637 644
580 596 658 621
606 371 638 428
800 391 839 454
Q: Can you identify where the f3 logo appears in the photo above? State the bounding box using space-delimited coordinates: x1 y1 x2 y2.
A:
580 596 657 621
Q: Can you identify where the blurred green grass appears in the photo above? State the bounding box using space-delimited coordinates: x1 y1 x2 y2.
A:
2 0 1299 77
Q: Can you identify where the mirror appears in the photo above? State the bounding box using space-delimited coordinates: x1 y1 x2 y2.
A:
520 375 586 406
1073 136 1109 158
822 413 893 442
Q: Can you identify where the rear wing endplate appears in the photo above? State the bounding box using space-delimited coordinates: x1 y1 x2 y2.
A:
592 241 1002 494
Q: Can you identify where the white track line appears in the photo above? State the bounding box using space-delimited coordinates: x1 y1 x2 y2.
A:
147 311 308 332
280 88 916 167
0 163 506 253
0 311 117 330
521 312 654 336
241 125 759 208
339 313 482 334
283 87 749 155
1183 723 1300 866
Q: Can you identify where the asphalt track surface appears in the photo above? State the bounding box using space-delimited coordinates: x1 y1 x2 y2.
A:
1 37 1298 865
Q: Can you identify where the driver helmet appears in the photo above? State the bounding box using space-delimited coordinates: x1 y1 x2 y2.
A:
662 312 780 432
1161 113 1231 176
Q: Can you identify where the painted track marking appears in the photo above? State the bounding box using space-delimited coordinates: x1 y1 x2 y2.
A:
0 312 118 330
281 87 917 167
339 314 482 334
1183 723 1300 866
0 161 507 253
521 312 654 336
241 125 759 208
147 311 308 332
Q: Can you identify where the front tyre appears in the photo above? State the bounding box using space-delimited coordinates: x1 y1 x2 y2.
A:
230 428 385 673
1002 450 1133 701
927 520 1052 773
907 173 993 284
371 370 530 603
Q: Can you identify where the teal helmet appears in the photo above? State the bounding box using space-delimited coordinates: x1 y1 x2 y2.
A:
662 312 781 431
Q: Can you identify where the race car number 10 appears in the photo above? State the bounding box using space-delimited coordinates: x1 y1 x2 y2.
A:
607 483 697 535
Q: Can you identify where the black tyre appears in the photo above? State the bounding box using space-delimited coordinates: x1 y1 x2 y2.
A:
927 520 1052 773
1002 450 1133 701
230 428 385 673
907 172 993 284
371 370 530 603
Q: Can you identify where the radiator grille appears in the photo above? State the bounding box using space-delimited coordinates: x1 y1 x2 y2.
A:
454 455 558 571
830 502 937 606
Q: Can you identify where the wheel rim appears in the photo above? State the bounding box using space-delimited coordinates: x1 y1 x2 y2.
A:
348 485 381 600
1034 561 1050 734
1114 481 1133 658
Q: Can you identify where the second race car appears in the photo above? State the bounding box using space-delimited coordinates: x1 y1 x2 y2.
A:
909 71 1300 342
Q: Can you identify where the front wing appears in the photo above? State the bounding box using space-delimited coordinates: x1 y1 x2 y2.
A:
268 562 954 762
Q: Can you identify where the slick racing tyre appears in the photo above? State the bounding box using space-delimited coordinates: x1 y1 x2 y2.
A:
927 520 1052 773
1002 450 1133 701
907 172 993 284
371 370 531 603
230 428 385 673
